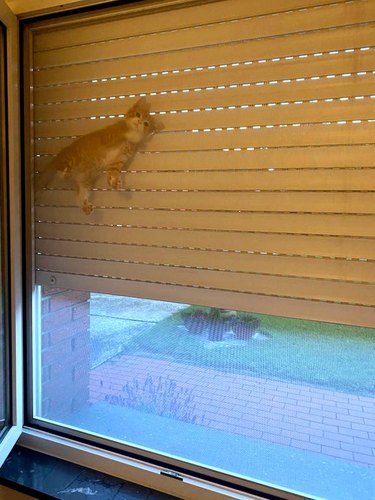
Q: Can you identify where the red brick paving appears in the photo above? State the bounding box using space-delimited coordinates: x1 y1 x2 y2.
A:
89 355 375 468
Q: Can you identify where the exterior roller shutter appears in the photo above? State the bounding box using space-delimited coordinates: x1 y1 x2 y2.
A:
27 0 375 326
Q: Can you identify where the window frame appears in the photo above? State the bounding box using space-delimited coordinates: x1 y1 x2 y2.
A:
18 1 374 499
0 0 23 467
0 19 11 435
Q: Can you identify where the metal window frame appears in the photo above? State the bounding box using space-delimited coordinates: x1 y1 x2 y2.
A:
0 0 23 467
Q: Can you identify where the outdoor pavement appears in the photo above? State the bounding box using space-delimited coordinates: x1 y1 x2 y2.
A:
89 354 375 469
89 294 186 367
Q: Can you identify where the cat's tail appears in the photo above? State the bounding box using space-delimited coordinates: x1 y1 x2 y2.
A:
34 156 71 193
34 160 57 192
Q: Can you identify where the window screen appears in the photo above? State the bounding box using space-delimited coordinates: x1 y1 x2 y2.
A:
28 0 375 327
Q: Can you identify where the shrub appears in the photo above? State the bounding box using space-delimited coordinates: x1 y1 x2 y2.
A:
180 306 236 340
232 314 261 340
105 374 204 425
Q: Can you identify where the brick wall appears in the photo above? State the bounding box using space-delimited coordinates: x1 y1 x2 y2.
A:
40 287 90 419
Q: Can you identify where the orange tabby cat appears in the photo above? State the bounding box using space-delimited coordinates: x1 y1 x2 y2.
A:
35 97 164 215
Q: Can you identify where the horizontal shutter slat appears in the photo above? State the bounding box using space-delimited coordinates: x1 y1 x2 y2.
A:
35 255 375 305
33 0 353 52
35 222 375 260
34 67 375 107
35 168 375 191
34 271 375 327
34 123 375 155
35 190 375 214
35 239 375 283
33 48 375 89
33 6 375 69
34 207 375 237
34 95 374 131
34 145 375 171
35 223 375 260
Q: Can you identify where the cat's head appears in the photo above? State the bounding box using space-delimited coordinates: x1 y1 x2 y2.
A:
126 97 164 141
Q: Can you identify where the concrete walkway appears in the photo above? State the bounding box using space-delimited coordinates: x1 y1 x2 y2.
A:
89 354 375 469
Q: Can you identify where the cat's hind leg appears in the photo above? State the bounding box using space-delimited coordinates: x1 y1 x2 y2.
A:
77 184 93 215
107 166 122 189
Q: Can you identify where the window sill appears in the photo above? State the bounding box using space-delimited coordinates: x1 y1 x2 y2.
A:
14 428 269 499
0 444 179 500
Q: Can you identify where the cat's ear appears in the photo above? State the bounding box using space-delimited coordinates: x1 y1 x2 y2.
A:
134 96 151 111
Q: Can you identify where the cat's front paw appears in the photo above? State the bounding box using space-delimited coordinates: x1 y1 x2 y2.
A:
82 200 93 215
107 171 122 189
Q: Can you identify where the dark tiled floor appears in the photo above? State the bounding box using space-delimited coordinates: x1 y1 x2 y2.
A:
0 446 180 499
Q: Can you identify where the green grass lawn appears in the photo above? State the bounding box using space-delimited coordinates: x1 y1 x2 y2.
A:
124 310 375 396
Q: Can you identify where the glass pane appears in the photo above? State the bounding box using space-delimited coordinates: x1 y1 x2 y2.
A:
33 288 375 499
0 24 9 433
